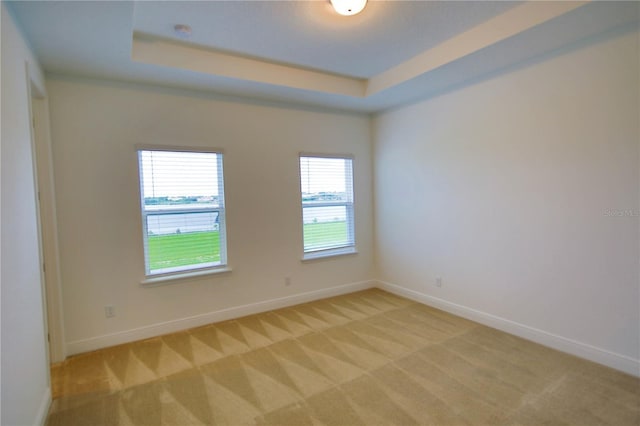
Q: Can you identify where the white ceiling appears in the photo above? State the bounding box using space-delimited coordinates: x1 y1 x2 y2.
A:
132 1 519 78
8 1 640 112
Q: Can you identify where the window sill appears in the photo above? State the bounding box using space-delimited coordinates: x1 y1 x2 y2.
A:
301 247 358 262
140 266 232 286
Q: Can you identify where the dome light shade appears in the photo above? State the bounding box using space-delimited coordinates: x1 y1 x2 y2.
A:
330 0 367 16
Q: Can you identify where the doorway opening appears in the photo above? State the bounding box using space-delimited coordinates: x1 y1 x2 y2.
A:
28 68 65 367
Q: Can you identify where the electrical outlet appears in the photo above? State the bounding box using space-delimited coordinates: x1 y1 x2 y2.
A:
105 305 115 318
285 277 292 287
435 277 442 288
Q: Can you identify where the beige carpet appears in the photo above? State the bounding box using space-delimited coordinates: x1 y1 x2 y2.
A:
47 289 639 425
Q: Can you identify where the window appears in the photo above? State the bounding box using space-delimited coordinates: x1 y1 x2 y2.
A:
300 155 355 259
137 149 227 277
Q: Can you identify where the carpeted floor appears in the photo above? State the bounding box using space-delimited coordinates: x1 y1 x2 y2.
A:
47 289 639 425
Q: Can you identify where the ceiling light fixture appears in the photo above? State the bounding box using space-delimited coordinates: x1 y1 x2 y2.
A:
330 0 367 16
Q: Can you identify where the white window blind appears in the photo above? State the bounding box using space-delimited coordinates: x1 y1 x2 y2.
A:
138 149 227 276
300 155 355 256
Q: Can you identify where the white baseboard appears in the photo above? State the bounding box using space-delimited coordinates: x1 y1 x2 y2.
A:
35 387 51 426
376 280 640 377
66 280 375 355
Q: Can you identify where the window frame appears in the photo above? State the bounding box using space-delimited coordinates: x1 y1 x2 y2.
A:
299 153 356 260
136 146 228 280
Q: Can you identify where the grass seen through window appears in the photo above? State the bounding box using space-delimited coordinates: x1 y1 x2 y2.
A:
303 221 348 251
148 231 220 271
148 220 348 269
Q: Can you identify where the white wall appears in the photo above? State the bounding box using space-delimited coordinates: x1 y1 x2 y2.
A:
374 29 639 374
1 4 51 425
46 78 374 352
